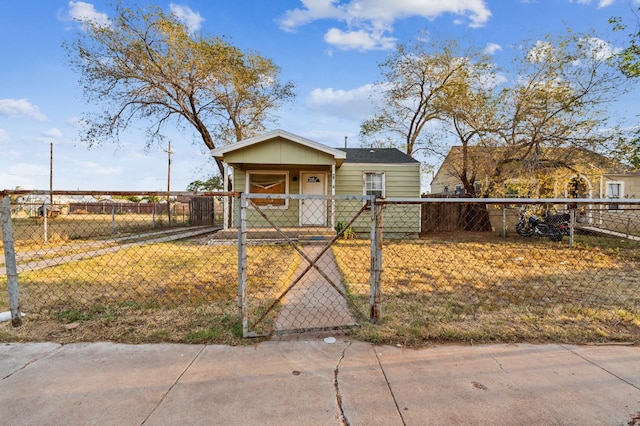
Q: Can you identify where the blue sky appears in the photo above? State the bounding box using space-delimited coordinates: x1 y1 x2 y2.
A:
1 0 639 192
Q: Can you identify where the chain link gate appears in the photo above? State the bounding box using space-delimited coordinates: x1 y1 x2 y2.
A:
238 193 379 337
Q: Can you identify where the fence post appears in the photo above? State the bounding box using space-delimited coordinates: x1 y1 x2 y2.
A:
369 196 382 323
569 208 575 249
237 194 248 336
1 195 23 327
502 206 507 237
627 217 631 239
111 203 116 235
43 199 48 244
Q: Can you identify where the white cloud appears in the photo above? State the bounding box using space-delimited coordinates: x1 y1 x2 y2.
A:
0 99 47 121
169 3 204 33
583 36 619 60
484 42 502 55
0 163 46 190
0 128 10 143
306 84 379 121
75 160 123 175
42 128 63 139
572 0 614 7
66 1 110 27
4 150 21 160
324 28 395 51
279 0 492 51
527 40 554 63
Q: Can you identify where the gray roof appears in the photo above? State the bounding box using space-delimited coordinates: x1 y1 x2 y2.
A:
337 148 419 164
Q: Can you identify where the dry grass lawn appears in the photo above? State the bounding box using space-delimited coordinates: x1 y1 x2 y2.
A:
333 234 640 346
0 240 297 345
1 233 639 346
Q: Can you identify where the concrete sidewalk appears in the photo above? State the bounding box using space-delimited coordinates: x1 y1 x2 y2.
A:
1 339 639 425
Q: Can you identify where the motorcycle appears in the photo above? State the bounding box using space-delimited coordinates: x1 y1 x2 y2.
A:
515 212 565 241
543 212 571 236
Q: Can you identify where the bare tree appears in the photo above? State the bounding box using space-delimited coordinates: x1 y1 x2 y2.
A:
66 3 295 177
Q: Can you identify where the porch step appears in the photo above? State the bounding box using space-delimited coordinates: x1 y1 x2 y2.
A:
294 228 337 243
211 227 337 241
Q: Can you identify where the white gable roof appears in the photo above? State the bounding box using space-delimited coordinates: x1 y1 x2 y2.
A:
210 129 347 160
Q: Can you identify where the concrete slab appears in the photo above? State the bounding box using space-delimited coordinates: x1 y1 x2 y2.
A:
1 341 639 425
0 342 204 425
0 342 60 379
146 339 353 425
340 341 405 425
568 345 640 389
376 343 640 425
274 246 356 332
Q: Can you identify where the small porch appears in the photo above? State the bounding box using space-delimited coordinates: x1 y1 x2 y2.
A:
210 130 347 230
210 226 337 241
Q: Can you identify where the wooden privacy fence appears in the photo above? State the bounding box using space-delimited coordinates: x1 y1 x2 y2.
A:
421 195 492 232
69 202 168 214
189 196 218 226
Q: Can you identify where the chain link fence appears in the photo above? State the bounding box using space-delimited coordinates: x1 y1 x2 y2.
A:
235 193 374 337
1 190 235 343
369 198 640 345
1 190 639 345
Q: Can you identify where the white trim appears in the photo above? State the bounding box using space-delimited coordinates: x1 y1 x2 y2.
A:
346 162 420 167
223 163 229 229
299 171 328 226
606 180 624 210
246 170 290 209
210 129 346 160
363 171 386 198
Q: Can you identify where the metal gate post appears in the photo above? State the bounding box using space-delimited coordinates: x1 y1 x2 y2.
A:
369 196 382 323
502 206 507 237
1 195 22 326
237 193 249 336
569 208 575 249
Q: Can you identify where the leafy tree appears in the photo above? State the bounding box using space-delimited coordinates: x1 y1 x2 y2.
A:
186 176 223 192
360 36 483 158
113 195 141 202
487 31 629 191
436 50 501 195
610 8 640 78
611 133 640 169
610 8 640 169
66 2 295 178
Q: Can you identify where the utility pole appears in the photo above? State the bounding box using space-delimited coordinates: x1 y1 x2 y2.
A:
165 141 173 225
49 142 53 204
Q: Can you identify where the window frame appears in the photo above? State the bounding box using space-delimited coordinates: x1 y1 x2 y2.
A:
606 181 624 211
363 171 385 200
246 170 289 209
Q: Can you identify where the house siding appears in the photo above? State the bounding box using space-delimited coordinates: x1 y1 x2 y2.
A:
233 165 333 228
335 163 421 236
223 137 336 166
335 163 420 196
603 175 640 199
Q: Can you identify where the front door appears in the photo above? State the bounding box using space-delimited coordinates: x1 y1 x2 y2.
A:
300 172 326 226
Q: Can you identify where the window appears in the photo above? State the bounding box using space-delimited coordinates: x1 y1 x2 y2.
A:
247 171 288 207
606 181 623 210
364 172 385 199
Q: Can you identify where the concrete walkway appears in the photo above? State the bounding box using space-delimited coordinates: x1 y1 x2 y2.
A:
0 226 220 275
274 244 356 333
1 340 639 425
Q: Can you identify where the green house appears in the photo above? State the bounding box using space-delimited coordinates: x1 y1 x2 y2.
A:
210 130 421 235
